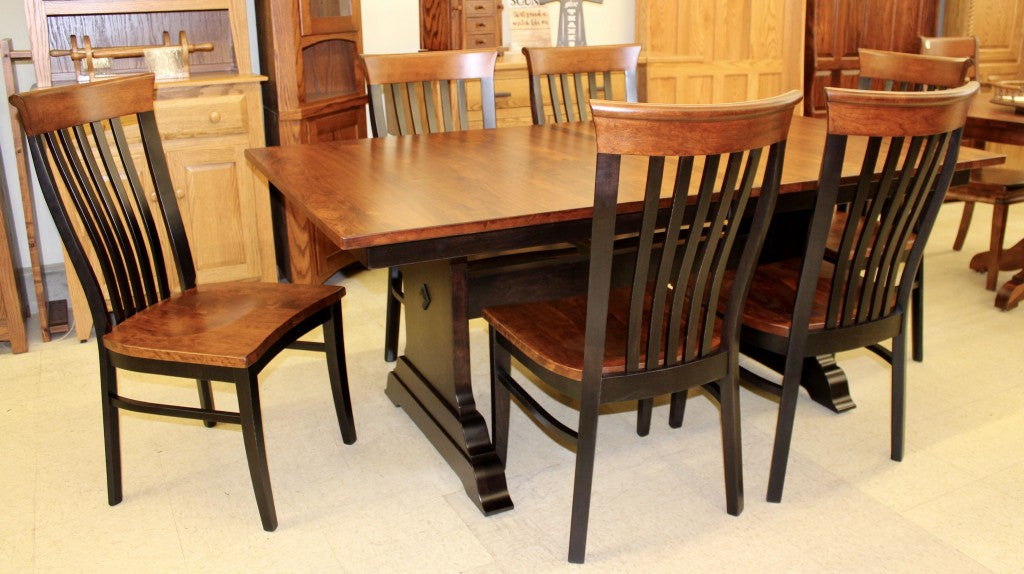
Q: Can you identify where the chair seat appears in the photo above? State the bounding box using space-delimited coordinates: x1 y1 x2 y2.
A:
739 259 899 338
826 212 916 259
483 287 722 381
946 167 1024 203
102 282 345 369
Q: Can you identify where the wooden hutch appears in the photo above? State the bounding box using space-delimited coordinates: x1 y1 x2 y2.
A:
23 0 277 340
421 0 503 51
254 0 367 284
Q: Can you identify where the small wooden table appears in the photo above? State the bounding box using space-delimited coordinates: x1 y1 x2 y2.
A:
963 95 1024 310
246 118 1002 515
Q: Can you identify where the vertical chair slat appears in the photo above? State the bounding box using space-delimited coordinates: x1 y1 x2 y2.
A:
626 157 665 373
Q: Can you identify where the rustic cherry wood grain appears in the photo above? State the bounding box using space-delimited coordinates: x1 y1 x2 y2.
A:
246 117 1002 258
857 48 971 91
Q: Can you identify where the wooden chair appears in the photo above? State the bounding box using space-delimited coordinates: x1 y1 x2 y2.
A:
919 37 1024 290
851 48 972 362
483 91 803 563
731 82 978 503
361 49 499 362
521 44 641 125
9 74 357 531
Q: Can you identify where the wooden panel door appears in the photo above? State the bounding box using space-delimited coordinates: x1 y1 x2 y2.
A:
636 0 805 105
804 0 939 116
944 0 1024 83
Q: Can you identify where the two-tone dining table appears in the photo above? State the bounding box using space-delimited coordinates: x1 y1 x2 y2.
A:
246 116 1003 516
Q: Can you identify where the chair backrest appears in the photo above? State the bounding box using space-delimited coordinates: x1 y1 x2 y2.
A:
919 35 979 81
361 49 499 136
523 44 641 126
794 82 978 337
585 90 802 379
858 48 971 91
9 74 190 337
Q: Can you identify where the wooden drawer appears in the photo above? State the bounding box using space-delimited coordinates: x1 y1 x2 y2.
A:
465 1 495 16
155 93 250 139
467 32 497 49
466 16 495 35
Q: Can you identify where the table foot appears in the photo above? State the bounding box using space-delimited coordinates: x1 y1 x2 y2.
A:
386 358 513 515
995 269 1024 311
742 347 856 413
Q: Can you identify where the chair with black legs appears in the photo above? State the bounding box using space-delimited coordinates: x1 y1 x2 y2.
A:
724 82 979 503
847 49 972 363
9 73 357 531
361 49 499 362
521 43 641 125
483 91 802 562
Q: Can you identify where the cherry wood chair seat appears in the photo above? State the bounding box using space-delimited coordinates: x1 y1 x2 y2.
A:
9 74 357 532
485 287 722 380
734 82 979 504
103 282 344 368
484 92 802 563
362 49 500 362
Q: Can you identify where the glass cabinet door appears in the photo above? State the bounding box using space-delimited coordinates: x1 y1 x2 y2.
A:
300 0 360 36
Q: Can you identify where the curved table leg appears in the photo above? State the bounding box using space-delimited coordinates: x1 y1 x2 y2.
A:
996 269 1024 310
384 258 514 515
742 346 856 413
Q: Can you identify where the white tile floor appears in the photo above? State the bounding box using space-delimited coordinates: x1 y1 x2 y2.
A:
2 203 1023 572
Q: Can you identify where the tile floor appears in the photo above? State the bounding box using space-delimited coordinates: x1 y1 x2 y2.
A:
1 203 1023 572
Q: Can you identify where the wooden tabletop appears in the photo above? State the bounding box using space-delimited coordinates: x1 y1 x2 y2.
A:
966 93 1024 146
246 116 1004 259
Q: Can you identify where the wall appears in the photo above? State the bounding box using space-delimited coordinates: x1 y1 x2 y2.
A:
0 0 634 271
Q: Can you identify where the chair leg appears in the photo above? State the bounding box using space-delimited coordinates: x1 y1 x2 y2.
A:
766 351 806 503
891 332 907 462
635 398 653 436
197 379 216 428
568 387 601 564
668 390 688 428
384 266 403 362
98 348 123 506
987 203 1009 291
952 201 974 251
911 263 923 363
718 375 744 516
323 303 356 444
489 328 512 464
234 371 278 532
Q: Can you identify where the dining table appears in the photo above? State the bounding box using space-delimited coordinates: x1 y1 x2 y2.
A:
246 116 1003 516
963 93 1024 310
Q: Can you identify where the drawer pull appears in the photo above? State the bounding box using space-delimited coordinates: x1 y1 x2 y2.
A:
175 189 185 199
475 21 486 28
474 4 485 10
209 111 221 124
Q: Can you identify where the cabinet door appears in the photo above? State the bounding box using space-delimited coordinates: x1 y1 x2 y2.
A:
300 0 361 36
162 140 275 285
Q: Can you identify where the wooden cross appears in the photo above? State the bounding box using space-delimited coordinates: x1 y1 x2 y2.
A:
538 0 603 47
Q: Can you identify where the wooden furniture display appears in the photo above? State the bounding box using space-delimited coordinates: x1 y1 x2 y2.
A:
803 0 939 117
11 74 356 531
0 137 27 353
635 0 803 104
420 0 504 52
362 49 498 362
737 83 978 502
484 93 801 563
254 0 367 285
961 94 1024 310
23 0 276 341
245 118 1001 517
521 44 640 125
